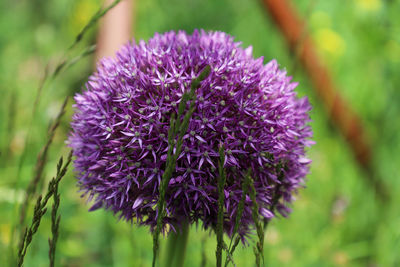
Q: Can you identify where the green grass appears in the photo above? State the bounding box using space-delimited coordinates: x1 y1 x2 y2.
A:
1 0 399 266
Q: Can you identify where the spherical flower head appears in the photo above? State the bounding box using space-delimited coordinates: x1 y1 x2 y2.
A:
69 30 313 241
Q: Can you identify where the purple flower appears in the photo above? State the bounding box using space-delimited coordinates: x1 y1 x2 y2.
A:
69 30 313 240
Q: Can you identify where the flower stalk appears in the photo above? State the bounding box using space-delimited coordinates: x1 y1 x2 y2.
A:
152 65 211 267
247 174 265 267
216 145 227 267
165 222 189 267
224 168 251 267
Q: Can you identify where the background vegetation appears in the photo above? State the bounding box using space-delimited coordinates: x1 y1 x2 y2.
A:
0 0 399 266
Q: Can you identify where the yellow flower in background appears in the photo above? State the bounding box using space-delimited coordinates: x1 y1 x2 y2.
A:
0 224 11 245
314 28 346 59
355 0 382 12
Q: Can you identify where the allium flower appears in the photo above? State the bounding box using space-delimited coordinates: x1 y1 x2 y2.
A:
69 30 313 240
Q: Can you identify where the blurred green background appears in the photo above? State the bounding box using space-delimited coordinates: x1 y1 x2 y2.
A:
1 0 399 266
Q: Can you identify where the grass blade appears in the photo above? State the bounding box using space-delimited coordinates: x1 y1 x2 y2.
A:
247 172 264 267
18 97 68 226
224 168 251 266
68 0 122 51
17 151 72 267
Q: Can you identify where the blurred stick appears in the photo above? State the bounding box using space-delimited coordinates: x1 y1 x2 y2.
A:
261 0 389 201
96 0 135 61
90 0 135 265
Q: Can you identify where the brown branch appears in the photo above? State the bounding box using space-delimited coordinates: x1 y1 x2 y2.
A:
96 0 135 61
261 0 389 201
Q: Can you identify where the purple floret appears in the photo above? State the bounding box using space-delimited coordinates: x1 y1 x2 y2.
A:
69 30 313 240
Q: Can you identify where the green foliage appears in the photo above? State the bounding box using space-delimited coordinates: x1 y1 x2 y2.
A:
1 0 400 266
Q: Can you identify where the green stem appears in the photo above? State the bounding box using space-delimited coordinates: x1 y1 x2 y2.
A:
165 222 189 267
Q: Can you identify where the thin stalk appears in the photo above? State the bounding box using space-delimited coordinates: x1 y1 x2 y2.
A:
165 222 189 267
247 173 264 267
17 152 72 267
200 233 207 267
216 145 227 267
152 66 210 267
19 97 68 226
224 168 251 267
